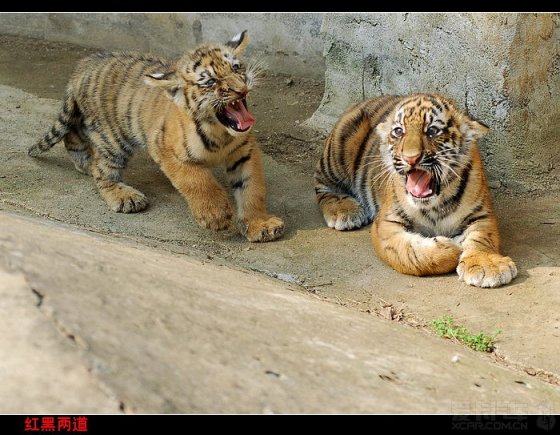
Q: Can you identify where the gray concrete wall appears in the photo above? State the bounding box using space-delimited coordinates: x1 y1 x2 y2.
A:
1 13 558 193
307 13 560 193
0 13 325 79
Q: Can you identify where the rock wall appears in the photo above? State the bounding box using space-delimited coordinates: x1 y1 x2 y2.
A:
308 13 560 192
0 13 325 79
1 12 557 192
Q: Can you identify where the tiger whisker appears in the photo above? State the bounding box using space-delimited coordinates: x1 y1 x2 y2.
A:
371 169 390 185
371 165 396 188
362 159 388 170
378 170 396 190
436 159 462 180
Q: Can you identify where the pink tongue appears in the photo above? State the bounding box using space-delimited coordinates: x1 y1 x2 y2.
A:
406 169 433 198
224 100 255 130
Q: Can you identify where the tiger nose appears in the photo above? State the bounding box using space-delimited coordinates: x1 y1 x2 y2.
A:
234 87 249 97
404 152 422 166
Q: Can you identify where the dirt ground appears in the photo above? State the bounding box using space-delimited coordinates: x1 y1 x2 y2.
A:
1 34 559 393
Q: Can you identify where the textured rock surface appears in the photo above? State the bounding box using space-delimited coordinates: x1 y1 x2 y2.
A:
0 270 119 413
0 13 324 79
2 212 559 413
308 13 560 193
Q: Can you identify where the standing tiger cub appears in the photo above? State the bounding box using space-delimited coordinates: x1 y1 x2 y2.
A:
315 93 517 288
29 31 284 243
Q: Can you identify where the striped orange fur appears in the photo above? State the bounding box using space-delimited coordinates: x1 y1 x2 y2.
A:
315 93 517 288
29 31 284 243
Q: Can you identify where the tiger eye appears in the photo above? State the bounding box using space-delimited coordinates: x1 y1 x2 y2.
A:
427 126 440 138
392 127 404 138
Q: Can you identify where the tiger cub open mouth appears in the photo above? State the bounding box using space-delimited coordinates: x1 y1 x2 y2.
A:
405 168 438 199
217 98 255 132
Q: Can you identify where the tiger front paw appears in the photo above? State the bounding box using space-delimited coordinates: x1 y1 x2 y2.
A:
240 215 285 243
102 184 149 213
191 198 234 231
322 197 369 231
457 251 517 288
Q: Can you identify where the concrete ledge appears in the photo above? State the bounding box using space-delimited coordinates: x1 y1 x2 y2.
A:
1 211 559 413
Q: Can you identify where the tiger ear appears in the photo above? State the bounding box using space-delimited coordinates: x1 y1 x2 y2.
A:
144 70 180 88
226 30 249 56
144 70 184 103
459 113 490 144
462 118 490 143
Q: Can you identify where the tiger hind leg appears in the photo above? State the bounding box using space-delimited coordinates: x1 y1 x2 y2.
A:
316 188 371 231
64 128 92 175
89 137 148 214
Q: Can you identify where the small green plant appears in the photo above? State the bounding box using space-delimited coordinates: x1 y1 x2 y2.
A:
431 315 501 352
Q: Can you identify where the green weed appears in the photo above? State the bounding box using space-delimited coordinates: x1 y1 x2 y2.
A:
431 315 500 352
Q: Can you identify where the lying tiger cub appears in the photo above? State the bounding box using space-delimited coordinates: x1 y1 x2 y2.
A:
315 93 517 288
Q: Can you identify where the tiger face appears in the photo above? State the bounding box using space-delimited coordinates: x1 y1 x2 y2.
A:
145 31 262 135
377 94 489 204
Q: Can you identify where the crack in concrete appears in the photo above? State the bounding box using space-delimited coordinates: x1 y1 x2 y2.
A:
493 352 560 387
397 37 415 53
118 401 131 413
0 198 71 225
362 302 560 389
348 17 380 27
24 282 127 413
30 287 43 307
252 268 560 388
435 26 452 36
29 286 88 350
